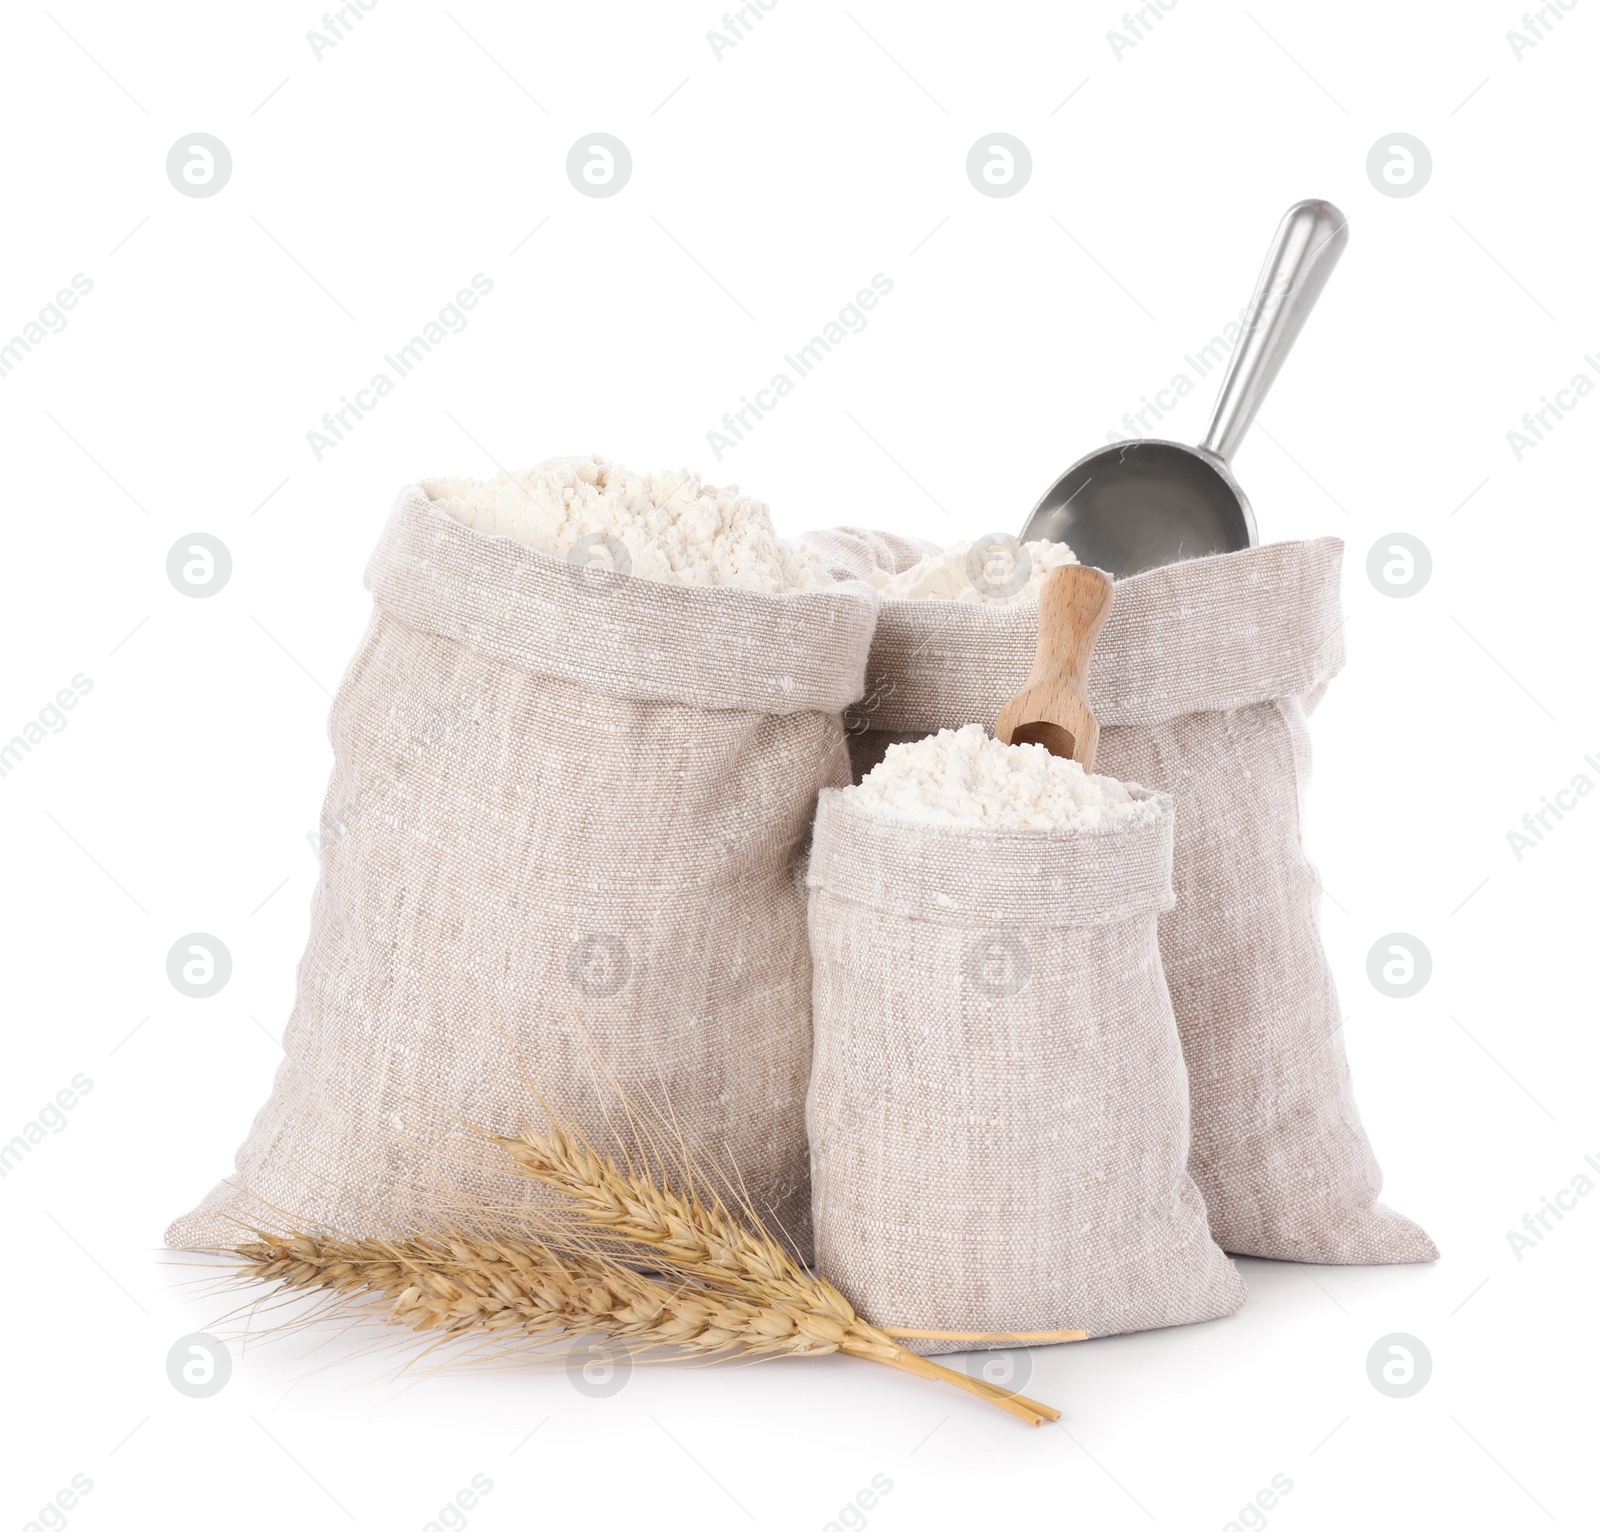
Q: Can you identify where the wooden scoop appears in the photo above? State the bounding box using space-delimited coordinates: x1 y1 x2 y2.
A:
994 563 1114 770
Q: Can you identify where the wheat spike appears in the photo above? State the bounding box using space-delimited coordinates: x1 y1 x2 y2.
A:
492 1121 820 1290
234 1231 842 1358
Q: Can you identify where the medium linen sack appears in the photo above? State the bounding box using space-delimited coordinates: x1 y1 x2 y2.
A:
809 532 1435 1265
167 486 878 1251
806 786 1246 1352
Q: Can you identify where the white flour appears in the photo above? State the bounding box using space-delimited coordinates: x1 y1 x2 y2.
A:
425 455 833 593
843 724 1157 831
867 537 1078 603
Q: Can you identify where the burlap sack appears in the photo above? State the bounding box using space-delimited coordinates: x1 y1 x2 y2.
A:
799 524 942 586
809 532 1435 1265
167 486 877 1251
806 787 1246 1352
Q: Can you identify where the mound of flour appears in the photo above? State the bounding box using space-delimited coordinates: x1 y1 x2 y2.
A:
424 455 833 593
866 537 1078 603
843 724 1157 831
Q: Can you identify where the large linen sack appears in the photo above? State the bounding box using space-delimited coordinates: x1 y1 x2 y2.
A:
167 486 877 1251
806 785 1246 1353
810 532 1435 1265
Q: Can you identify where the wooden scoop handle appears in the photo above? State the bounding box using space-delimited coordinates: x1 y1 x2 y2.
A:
994 564 1114 768
1031 563 1113 693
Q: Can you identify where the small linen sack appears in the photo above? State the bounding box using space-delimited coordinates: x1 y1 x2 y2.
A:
812 532 1434 1265
806 786 1246 1351
167 486 878 1251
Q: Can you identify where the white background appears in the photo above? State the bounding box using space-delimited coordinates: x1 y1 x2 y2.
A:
2 3 1596 1528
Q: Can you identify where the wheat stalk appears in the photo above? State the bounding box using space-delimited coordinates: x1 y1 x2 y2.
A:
226 1106 1067 1425
234 1225 1056 1425
488 1122 1063 1424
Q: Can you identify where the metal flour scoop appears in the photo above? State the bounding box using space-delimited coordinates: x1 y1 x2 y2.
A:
1021 199 1348 577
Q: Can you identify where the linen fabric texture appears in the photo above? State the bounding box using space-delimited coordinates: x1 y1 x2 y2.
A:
806 789 1246 1352
808 531 1435 1265
167 486 878 1251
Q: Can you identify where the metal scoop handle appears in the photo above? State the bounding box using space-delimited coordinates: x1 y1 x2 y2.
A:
1200 199 1348 466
